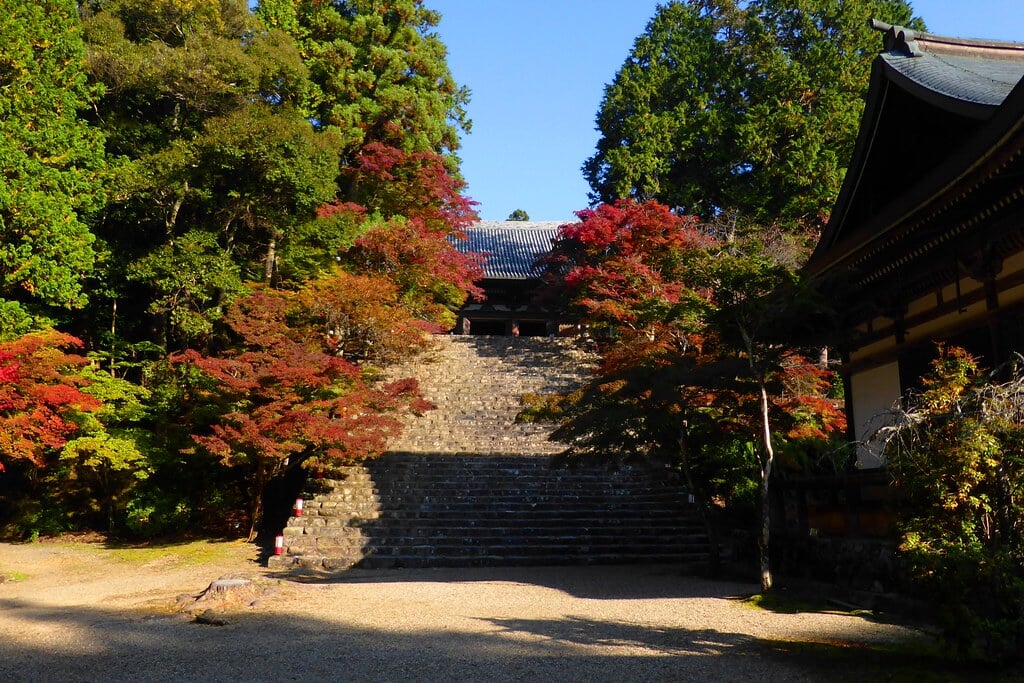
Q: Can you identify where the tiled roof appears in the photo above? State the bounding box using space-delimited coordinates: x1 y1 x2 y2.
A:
876 21 1024 112
450 221 565 280
806 22 1024 277
881 51 1024 108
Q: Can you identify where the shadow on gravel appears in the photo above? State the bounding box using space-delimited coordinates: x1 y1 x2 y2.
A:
760 638 1018 683
267 563 758 601
486 614 757 655
0 598 784 682
484 615 1014 681
0 597 997 682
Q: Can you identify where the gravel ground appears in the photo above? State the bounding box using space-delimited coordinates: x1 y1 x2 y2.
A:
0 541 929 682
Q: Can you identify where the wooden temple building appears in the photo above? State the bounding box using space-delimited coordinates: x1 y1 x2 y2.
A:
449 221 565 336
806 20 1024 469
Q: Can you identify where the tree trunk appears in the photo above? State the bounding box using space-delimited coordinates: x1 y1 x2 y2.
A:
741 323 774 593
101 465 115 533
757 378 775 593
264 232 278 282
165 181 187 238
247 496 262 543
109 298 117 376
247 472 266 542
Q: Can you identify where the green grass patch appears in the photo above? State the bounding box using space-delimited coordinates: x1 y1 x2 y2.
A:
741 590 908 626
743 591 843 615
762 638 1023 682
0 570 29 583
93 539 257 567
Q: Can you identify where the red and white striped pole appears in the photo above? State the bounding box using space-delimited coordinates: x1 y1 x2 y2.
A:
274 535 284 555
294 498 304 517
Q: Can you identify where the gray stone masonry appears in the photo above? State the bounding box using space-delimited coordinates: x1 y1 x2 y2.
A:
268 335 708 571
384 335 597 455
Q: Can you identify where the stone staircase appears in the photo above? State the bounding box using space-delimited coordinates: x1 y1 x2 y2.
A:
384 335 597 455
269 336 709 570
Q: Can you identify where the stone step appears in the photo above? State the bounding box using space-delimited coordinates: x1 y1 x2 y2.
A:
281 530 706 548
271 336 708 571
289 516 702 533
273 550 710 571
289 523 704 538
302 494 693 509
314 480 685 492
294 510 699 526
281 535 709 553
304 485 690 496
309 476 689 488
282 544 708 561
295 514 697 527
322 466 681 476
358 552 710 569
315 475 685 489
380 336 598 455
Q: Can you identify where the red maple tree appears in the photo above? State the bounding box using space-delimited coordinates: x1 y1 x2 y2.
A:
0 331 100 471
174 285 430 538
539 200 715 371
534 200 845 589
342 142 478 231
321 143 484 331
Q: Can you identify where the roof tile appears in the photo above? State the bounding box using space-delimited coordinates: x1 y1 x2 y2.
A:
450 221 566 280
881 50 1024 107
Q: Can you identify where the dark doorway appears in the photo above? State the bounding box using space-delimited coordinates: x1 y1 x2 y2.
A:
517 320 548 337
469 319 506 335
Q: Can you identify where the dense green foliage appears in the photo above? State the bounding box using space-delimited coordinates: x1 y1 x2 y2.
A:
80 0 345 348
884 347 1024 661
584 0 922 230
0 0 479 540
0 0 106 334
256 0 470 179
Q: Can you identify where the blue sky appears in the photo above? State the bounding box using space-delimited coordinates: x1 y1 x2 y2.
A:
429 0 1024 222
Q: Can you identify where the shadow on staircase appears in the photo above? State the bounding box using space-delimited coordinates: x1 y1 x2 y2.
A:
270 452 709 572
269 336 709 572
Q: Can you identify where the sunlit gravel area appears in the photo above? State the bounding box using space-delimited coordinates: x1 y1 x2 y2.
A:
0 541 928 682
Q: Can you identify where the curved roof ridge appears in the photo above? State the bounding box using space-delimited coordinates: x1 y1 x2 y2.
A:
865 18 1024 116
807 23 1024 276
871 19 1024 59
472 220 572 231
880 51 1024 110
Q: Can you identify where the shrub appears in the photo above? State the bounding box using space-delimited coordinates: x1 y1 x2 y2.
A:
883 346 1024 661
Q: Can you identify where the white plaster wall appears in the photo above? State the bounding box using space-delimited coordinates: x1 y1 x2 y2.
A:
850 361 902 469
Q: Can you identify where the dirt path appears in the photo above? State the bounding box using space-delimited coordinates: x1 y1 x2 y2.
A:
0 540 938 682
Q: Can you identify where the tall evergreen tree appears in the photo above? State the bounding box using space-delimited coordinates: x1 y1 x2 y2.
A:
584 0 922 231
256 1 481 328
256 0 471 176
0 0 106 336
